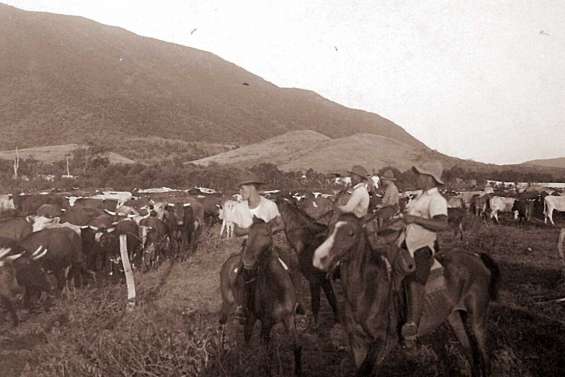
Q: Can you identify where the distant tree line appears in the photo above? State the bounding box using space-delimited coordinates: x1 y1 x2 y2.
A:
1 145 564 194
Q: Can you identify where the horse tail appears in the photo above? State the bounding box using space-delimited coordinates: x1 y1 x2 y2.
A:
479 253 500 301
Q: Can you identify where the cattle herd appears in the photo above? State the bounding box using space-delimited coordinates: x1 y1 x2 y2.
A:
1 184 564 327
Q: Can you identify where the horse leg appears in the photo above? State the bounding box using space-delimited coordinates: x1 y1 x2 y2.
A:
309 280 321 327
243 314 255 345
356 340 385 377
260 322 274 377
321 278 339 322
283 315 303 376
447 311 481 377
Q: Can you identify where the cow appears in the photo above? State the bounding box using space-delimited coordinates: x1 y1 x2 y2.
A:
13 193 68 215
0 238 50 313
19 228 86 291
543 195 565 225
36 203 65 218
0 194 16 217
219 200 239 238
90 191 133 208
458 190 487 208
98 219 142 276
139 217 170 270
163 203 196 259
198 194 223 226
0 216 33 241
73 197 118 211
489 196 517 223
60 207 106 226
470 194 490 219
447 207 468 240
512 198 534 224
0 246 26 326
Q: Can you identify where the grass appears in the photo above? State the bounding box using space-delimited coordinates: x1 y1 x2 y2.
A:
1 219 565 376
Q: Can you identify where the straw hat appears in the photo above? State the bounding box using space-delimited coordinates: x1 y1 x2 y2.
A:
348 165 369 179
381 169 397 181
237 172 264 187
412 161 445 185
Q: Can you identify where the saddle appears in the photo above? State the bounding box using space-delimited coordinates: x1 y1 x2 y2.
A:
363 215 446 295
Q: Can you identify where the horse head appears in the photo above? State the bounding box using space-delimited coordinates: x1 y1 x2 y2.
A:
313 213 362 273
246 217 273 264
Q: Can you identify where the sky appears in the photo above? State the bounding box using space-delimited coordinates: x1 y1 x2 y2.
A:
4 0 565 164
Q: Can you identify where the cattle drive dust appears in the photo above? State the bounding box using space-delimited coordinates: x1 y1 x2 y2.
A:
1 217 565 377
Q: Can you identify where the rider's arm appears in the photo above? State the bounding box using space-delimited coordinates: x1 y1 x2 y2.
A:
403 195 448 231
337 188 362 214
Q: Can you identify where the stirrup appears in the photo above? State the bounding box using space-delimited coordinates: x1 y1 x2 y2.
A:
401 322 418 346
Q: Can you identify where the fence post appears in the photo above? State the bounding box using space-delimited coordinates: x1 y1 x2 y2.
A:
119 234 136 311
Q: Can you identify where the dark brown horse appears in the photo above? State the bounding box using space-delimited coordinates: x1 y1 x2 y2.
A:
219 217 302 376
276 197 339 325
313 213 499 377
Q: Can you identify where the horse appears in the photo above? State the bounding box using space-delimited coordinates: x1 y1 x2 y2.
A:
276 197 339 326
219 217 302 376
313 213 499 377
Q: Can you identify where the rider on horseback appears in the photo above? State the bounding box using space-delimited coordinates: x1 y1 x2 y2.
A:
232 172 303 321
375 169 400 227
337 165 371 218
401 161 448 348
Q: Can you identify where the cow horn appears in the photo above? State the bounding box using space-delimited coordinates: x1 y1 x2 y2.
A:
6 252 24 261
32 248 48 260
183 203 192 207
0 247 12 259
104 209 117 216
107 227 116 233
88 225 99 231
31 245 44 257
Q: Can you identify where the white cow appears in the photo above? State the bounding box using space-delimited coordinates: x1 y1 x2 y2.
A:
489 196 517 223
0 194 15 214
544 195 565 225
219 200 239 238
91 191 133 208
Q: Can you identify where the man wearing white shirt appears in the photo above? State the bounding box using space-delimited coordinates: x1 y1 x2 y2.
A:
232 173 289 321
401 161 449 348
337 165 370 218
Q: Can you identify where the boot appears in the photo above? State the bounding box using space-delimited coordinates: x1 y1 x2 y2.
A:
234 267 256 323
401 280 425 348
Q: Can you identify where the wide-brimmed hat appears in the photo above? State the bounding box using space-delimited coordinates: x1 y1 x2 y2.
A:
412 161 444 185
348 165 369 179
381 169 397 181
237 172 264 187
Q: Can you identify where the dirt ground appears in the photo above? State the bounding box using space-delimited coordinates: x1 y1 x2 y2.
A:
1 217 565 377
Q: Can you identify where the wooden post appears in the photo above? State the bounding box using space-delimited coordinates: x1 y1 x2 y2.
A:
119 234 136 311
13 147 19 180
558 228 565 281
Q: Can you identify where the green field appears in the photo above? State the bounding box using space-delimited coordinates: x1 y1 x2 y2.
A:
1 219 565 377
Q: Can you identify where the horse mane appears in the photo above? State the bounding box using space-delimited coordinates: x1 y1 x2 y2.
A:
278 199 327 235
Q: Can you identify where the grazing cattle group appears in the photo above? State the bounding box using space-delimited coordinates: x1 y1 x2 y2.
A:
0 187 228 325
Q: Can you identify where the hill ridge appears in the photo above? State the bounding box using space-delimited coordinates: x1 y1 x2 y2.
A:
0 4 424 153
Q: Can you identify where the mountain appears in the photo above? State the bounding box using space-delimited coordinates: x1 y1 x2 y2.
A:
522 157 565 169
0 4 424 154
